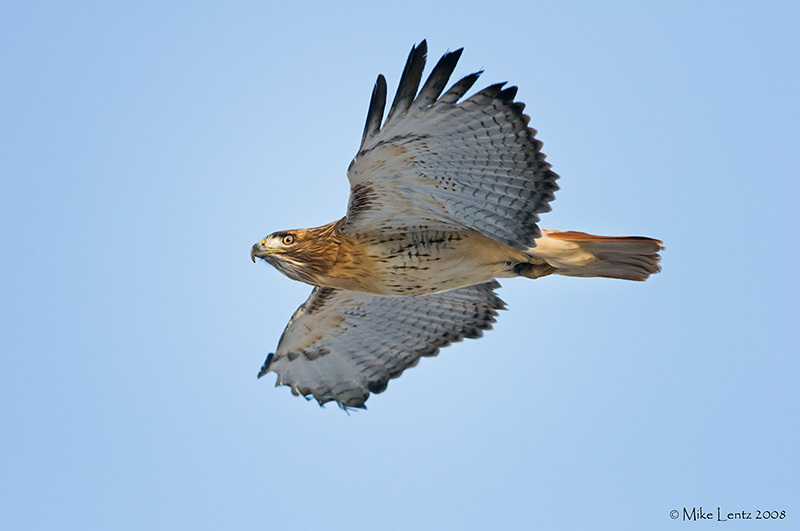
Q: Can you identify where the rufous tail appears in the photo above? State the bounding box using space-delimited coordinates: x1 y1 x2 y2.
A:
525 229 663 281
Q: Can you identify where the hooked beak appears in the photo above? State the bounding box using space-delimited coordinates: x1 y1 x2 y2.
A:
251 241 282 262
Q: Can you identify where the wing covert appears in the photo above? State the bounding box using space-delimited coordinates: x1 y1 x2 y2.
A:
258 282 505 409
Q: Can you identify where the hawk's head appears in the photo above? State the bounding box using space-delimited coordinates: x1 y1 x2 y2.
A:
251 222 340 286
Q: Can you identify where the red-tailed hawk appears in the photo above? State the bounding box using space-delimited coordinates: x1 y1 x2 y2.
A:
251 41 662 409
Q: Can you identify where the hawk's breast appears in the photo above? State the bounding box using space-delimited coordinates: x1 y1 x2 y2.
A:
334 228 528 296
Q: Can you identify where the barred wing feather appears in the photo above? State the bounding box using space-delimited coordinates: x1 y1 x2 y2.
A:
258 282 505 409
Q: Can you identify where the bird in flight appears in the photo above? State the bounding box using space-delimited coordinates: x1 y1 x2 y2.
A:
251 41 662 409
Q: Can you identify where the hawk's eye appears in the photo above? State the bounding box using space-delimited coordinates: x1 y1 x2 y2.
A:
282 234 295 245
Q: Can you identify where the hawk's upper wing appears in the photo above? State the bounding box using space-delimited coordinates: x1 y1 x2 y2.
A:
345 40 559 250
258 281 505 409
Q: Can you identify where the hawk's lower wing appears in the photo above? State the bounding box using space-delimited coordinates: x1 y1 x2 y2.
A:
258 282 505 409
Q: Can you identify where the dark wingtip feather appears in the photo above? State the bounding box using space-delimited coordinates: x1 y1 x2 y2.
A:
360 74 387 147
472 81 507 100
257 353 274 379
412 47 464 112
439 71 482 104
385 41 428 124
499 85 518 102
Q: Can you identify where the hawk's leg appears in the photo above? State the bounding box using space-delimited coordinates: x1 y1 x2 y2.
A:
511 261 557 279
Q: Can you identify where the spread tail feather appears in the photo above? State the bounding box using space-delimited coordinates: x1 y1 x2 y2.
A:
526 230 663 281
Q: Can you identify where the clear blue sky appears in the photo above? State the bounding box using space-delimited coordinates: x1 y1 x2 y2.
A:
2 2 798 530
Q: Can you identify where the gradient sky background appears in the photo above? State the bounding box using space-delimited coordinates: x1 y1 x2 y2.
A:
2 2 798 530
